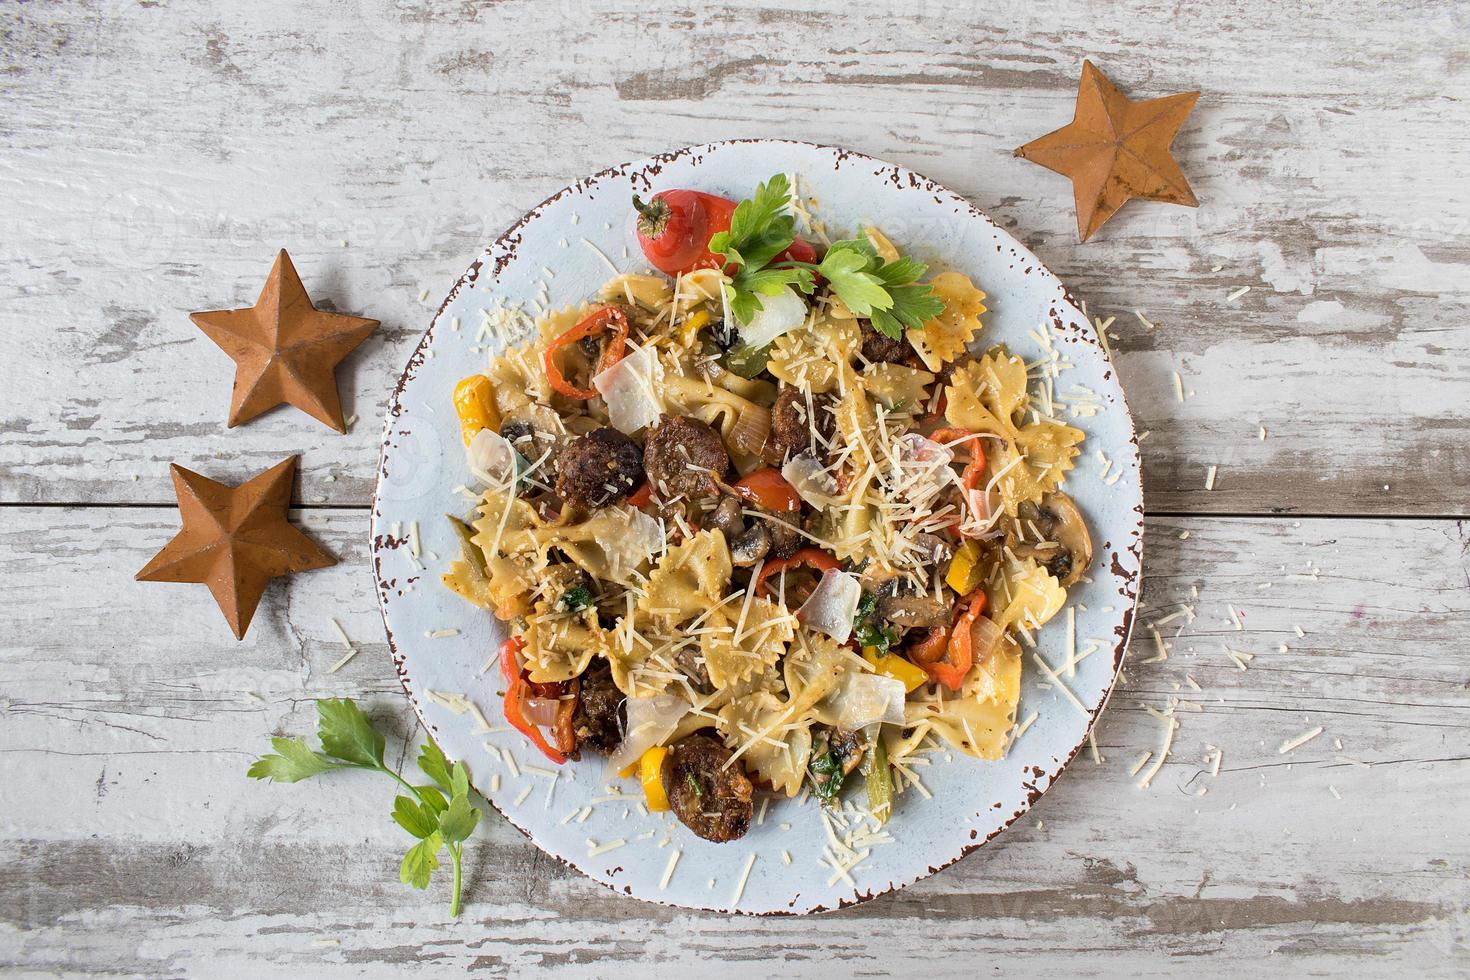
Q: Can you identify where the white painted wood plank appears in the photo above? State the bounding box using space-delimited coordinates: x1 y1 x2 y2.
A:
1 509 1464 972
2 1 1468 513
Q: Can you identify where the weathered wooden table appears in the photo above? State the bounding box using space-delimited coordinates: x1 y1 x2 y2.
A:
3 1 1466 975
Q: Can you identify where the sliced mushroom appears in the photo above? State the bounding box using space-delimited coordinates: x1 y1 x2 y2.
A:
706 494 745 537
730 522 771 567
911 532 954 566
876 592 950 628
1011 492 1092 587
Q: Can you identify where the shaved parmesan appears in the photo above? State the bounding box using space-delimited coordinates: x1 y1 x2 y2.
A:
467 428 517 484
795 569 862 643
737 285 808 348
607 508 663 578
820 670 907 728
781 452 843 509
594 343 663 434
606 693 689 777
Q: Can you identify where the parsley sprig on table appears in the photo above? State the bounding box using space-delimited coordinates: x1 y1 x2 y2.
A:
247 698 481 916
709 174 946 338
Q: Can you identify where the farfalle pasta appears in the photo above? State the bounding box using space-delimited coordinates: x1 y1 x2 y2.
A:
440 177 1094 845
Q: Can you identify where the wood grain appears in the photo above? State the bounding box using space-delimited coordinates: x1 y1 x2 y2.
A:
1 510 1465 973
3 0 1468 973
1 0 1467 514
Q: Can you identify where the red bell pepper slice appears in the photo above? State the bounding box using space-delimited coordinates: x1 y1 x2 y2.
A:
910 590 987 691
498 636 568 764
753 547 841 599
541 306 629 400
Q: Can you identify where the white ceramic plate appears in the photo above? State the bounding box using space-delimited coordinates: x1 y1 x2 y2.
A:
371 140 1143 915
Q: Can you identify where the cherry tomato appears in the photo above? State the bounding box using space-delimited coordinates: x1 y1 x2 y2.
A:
634 190 820 276
633 190 737 276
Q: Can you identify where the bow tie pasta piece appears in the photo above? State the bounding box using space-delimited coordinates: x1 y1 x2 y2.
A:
636 529 734 626
906 272 987 372
597 273 673 312
903 634 1021 760
862 362 936 413
446 488 545 619
994 419 1086 512
767 314 861 394
782 633 850 711
531 506 662 588
522 593 604 683
986 556 1067 635
716 690 814 797
699 596 797 690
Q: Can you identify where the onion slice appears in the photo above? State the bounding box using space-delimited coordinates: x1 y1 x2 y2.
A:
467 428 517 485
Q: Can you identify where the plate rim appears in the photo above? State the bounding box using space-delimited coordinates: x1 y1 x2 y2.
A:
369 137 1144 915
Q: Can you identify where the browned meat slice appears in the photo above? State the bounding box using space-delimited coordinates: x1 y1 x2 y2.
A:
663 733 753 843
859 319 915 364
571 661 623 753
555 427 643 509
770 386 835 461
642 414 729 499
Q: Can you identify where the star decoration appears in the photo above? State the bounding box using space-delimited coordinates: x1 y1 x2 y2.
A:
136 457 335 639
1015 61 1200 242
190 249 378 432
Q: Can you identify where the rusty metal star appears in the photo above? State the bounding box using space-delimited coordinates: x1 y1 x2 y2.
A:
1015 61 1200 242
190 249 378 432
136 456 335 639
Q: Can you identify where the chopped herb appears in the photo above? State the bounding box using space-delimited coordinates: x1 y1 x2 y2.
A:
853 591 898 655
557 583 595 613
807 749 845 803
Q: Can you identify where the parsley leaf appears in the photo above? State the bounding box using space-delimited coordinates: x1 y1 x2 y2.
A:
437 793 481 844
417 738 455 794
246 736 341 783
401 833 442 890
392 795 441 839
708 174 803 324
809 242 945 340
316 697 385 768
247 698 483 916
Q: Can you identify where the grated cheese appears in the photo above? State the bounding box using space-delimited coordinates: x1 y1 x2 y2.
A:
1278 726 1324 754
1135 710 1178 789
730 852 756 906
659 849 681 890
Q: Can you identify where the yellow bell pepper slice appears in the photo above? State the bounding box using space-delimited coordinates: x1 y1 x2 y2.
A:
863 648 928 693
945 539 985 595
677 308 712 348
452 375 500 446
639 746 670 811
